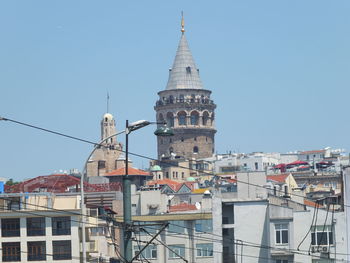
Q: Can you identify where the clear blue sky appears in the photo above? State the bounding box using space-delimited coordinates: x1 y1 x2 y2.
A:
1 1 349 181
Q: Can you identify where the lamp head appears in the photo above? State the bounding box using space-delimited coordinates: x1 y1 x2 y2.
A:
154 125 174 137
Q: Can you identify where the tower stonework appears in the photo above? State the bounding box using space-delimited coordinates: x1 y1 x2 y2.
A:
86 113 122 177
155 24 216 160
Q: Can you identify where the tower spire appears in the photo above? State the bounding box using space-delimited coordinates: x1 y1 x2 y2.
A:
181 11 185 33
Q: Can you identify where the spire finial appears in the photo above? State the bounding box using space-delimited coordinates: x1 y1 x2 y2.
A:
181 11 185 33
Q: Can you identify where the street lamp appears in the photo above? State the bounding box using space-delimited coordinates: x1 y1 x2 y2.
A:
123 120 173 262
80 120 173 263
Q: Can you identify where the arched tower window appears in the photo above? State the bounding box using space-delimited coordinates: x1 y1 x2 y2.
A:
190 111 199 125
202 111 209 126
211 113 215 125
178 111 187 125
166 112 174 127
193 146 199 153
158 113 164 123
169 95 174 104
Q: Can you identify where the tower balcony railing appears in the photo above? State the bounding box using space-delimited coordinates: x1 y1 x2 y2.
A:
155 98 215 107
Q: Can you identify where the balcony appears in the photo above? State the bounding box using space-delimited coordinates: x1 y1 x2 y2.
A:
155 98 215 107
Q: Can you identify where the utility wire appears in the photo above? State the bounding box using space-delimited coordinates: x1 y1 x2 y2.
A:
1 116 347 209
142 222 350 261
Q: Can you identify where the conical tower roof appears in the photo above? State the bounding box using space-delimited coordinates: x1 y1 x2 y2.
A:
165 32 203 90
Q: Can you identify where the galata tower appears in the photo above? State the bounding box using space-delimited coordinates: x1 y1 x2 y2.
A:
155 17 216 160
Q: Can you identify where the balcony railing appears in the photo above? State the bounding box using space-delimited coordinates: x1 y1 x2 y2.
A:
156 98 215 107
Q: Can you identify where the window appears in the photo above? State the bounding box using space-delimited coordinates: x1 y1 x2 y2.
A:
195 220 213 233
90 227 105 236
193 146 199 153
2 242 20 262
179 94 184 102
196 243 213 257
52 240 71 260
178 112 187 125
168 221 185 234
190 111 199 125
134 245 157 259
169 245 185 258
275 260 288 263
166 112 174 127
255 162 259 170
311 226 333 246
1 218 20 237
52 217 71 235
275 224 288 245
202 112 209 125
27 217 45 236
27 241 46 261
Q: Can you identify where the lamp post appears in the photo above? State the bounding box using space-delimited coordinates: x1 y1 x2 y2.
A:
123 120 173 262
80 129 127 263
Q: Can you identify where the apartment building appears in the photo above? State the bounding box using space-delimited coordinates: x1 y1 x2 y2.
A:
0 193 80 263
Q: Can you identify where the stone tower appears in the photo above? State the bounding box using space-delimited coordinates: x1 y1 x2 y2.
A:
86 113 122 177
154 19 216 160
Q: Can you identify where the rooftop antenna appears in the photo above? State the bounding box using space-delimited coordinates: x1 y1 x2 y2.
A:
181 11 185 33
107 91 110 113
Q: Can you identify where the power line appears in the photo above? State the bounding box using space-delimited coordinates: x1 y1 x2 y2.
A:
2 116 347 209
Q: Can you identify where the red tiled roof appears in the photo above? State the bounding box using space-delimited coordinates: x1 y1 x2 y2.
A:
169 203 197 212
4 174 122 193
304 199 322 208
105 167 149 176
299 150 325 155
267 174 289 183
147 179 180 191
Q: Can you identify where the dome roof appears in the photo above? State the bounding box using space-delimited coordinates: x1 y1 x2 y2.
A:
103 113 114 121
186 177 196 182
150 165 162 172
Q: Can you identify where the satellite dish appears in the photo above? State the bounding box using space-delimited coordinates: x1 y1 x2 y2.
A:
195 202 201 210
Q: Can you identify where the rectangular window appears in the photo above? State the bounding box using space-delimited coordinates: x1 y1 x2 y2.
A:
2 242 21 262
168 221 185 234
1 218 20 237
169 245 185 258
90 227 105 236
195 219 213 233
27 241 46 261
275 260 288 263
27 217 45 236
52 217 71 235
133 245 157 259
196 243 213 257
311 226 333 246
275 224 289 245
255 162 259 170
52 240 72 260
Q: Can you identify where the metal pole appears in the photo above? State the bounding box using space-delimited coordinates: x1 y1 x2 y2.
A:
81 171 87 263
123 120 133 262
81 130 126 263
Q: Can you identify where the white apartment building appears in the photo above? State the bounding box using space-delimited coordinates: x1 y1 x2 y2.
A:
0 193 80 263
